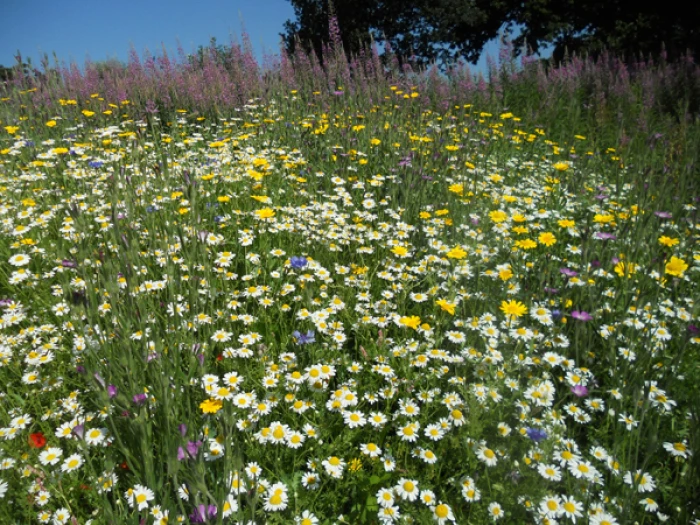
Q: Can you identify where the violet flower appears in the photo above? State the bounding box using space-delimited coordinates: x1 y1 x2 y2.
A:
107 385 118 399
290 256 308 269
292 330 315 345
560 268 578 277
526 427 548 442
571 385 589 397
132 393 148 405
594 232 617 240
571 310 593 321
71 424 85 439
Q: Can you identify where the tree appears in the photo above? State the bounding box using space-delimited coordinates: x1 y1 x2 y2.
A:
281 0 700 66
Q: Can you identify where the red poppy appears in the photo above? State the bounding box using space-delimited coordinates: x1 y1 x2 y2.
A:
28 432 46 449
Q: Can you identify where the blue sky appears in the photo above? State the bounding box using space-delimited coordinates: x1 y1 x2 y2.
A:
0 0 545 74
0 0 296 68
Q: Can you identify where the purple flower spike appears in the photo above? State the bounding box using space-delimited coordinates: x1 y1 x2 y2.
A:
571 310 593 321
571 385 589 397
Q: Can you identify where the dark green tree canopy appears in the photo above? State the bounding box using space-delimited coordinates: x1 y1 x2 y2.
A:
281 0 700 66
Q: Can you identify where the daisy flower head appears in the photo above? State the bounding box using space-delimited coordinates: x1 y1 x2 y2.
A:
488 502 505 521
295 510 319 525
322 456 346 478
590 512 619 525
560 495 583 520
8 253 31 267
264 482 288 512
432 502 456 524
376 487 396 508
60 453 83 473
377 505 401 523
395 478 419 501
360 442 382 458
476 445 498 466
126 484 154 511
39 447 63 466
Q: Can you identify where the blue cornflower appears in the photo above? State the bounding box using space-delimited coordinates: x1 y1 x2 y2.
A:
290 256 308 269
292 330 315 345
146 205 157 213
526 427 548 442
88 160 104 168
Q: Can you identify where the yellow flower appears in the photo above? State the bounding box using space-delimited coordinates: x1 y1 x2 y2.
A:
558 219 575 228
399 316 421 330
553 162 570 171
435 299 456 315
593 214 615 224
82 110 95 117
448 184 464 195
4 126 19 134
489 210 508 223
515 239 538 250
614 261 637 278
255 208 275 219
391 246 409 257
658 236 679 247
665 257 688 277
538 232 557 247
498 268 513 281
370 138 381 145
200 398 223 414
46 120 57 127
500 300 527 318
446 246 467 259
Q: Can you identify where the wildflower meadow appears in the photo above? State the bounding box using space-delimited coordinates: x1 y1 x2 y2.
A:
0 33 699 525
